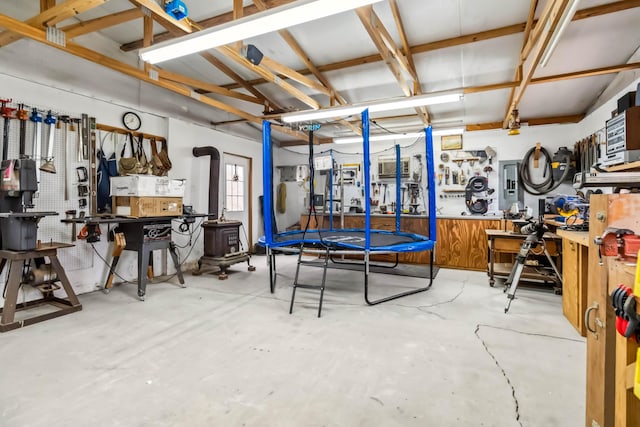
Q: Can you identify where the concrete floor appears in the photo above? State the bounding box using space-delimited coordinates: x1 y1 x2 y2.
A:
0 254 585 427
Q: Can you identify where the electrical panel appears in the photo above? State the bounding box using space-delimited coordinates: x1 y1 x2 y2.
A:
498 160 523 210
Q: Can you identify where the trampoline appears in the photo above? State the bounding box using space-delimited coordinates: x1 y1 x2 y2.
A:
259 109 437 316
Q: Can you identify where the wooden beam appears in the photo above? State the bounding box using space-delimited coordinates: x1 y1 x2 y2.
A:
508 0 569 124
521 0 556 61
41 0 56 13
0 13 260 122
143 14 153 47
389 0 429 125
356 6 413 97
62 8 143 39
217 45 321 109
233 0 243 20
504 0 539 128
222 0 640 90
0 0 109 47
120 0 296 51
250 0 358 133
259 56 331 96
531 61 640 84
525 114 584 126
356 5 429 126
251 0 344 102
128 0 192 34
155 67 263 104
199 52 281 111
466 115 584 131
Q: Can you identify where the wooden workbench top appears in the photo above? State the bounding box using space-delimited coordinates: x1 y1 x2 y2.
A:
556 229 590 246
485 229 561 239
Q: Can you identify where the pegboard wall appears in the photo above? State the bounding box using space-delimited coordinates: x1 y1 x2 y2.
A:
1 97 94 272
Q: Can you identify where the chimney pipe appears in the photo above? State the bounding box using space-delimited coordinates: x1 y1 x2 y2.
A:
193 146 220 220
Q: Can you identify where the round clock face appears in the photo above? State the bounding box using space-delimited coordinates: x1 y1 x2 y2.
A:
122 111 141 131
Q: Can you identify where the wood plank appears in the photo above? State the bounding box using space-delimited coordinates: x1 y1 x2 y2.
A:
155 68 263 105
435 218 503 271
356 6 413 97
62 8 143 39
199 52 280 111
510 0 569 112
259 56 332 96
0 0 109 47
41 0 56 13
129 0 192 34
388 0 429 125
217 45 321 109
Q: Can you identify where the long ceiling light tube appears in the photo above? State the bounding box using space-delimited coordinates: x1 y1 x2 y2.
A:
334 127 464 144
140 0 385 64
539 0 580 68
282 92 463 123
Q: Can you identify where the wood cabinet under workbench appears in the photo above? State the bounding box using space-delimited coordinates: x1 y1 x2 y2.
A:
485 229 562 288
299 213 504 270
556 228 589 337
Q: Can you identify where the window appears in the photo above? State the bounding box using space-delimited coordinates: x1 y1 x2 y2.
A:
225 163 244 212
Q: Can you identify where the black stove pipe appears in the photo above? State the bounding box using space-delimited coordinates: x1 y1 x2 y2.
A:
193 146 220 220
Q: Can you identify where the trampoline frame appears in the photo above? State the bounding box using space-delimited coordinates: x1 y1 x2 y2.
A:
260 109 437 313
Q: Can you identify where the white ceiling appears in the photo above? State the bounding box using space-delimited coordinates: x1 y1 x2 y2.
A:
0 0 639 143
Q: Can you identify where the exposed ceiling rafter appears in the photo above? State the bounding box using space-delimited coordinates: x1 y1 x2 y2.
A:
220 0 640 90
356 5 429 125
62 8 143 39
0 0 110 47
505 0 570 126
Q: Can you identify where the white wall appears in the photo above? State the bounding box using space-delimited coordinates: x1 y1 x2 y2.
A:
0 72 263 303
272 122 579 224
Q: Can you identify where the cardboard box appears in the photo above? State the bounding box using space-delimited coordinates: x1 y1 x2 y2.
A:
110 175 186 197
113 196 183 217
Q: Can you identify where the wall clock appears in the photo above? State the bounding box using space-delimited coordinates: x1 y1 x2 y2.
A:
122 111 141 131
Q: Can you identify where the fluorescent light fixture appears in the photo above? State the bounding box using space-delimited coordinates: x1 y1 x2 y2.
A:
539 0 580 67
282 92 463 123
334 132 423 144
432 127 465 136
140 0 385 64
333 127 465 144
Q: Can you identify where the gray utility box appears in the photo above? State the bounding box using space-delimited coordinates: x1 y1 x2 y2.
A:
498 160 523 210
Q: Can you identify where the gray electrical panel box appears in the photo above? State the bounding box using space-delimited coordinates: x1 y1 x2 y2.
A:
498 160 523 210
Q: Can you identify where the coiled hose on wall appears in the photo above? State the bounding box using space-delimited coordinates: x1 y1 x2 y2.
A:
518 145 571 195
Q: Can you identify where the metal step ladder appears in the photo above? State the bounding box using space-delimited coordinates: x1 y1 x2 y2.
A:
290 244 331 317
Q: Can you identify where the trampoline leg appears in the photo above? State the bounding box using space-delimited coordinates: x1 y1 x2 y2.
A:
364 250 435 306
268 248 276 293
316 247 330 318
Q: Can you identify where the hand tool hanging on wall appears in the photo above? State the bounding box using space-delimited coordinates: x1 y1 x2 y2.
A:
16 104 28 158
72 118 82 162
81 113 89 161
40 111 56 174
1 99 16 162
58 116 70 200
29 108 43 185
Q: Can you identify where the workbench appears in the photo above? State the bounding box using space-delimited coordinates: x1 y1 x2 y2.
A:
63 215 206 300
485 229 562 289
0 242 81 332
